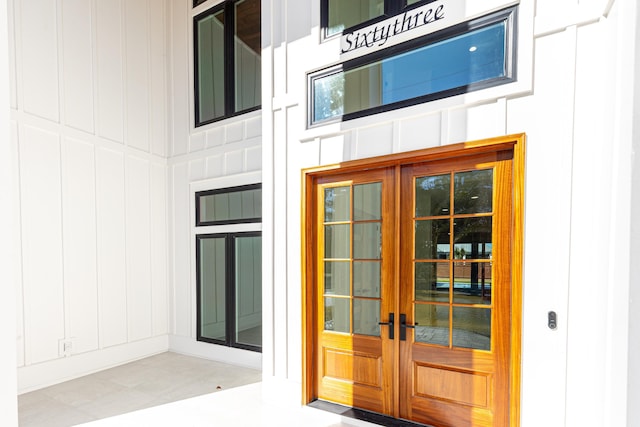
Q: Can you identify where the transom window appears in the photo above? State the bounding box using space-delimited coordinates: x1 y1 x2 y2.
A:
196 184 262 226
309 7 516 126
194 0 261 127
322 0 427 38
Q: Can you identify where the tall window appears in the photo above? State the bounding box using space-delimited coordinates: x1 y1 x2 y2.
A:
194 0 261 127
196 185 262 352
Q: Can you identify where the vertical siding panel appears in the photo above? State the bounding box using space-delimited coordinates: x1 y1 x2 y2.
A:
96 148 127 347
12 122 25 367
19 125 64 364
61 138 98 354
151 163 168 336
124 0 150 152
20 0 59 121
169 0 189 156
61 0 94 133
125 156 153 341
272 108 287 377
566 21 611 427
149 0 167 157
95 0 124 143
172 163 191 337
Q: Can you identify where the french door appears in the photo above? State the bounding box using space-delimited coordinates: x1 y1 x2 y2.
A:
303 136 524 427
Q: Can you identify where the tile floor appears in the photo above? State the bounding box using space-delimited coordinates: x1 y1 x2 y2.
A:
18 352 262 427
77 382 378 427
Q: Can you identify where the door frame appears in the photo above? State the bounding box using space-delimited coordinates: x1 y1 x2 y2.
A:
301 134 525 426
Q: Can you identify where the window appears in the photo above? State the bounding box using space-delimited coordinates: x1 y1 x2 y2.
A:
309 7 516 126
194 0 261 127
197 232 262 351
196 184 262 352
321 0 428 38
196 184 262 226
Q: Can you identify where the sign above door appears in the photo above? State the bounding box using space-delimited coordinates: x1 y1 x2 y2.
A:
340 0 465 60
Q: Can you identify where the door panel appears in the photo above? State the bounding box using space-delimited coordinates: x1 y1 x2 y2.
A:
399 153 512 427
315 168 396 415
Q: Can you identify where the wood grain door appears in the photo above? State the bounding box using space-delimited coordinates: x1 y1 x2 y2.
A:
314 167 396 415
398 152 514 427
305 137 523 427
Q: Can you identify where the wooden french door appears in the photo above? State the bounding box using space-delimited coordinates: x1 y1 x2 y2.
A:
303 136 524 427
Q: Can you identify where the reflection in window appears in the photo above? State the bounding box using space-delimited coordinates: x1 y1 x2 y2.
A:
195 0 261 126
311 12 514 125
326 0 384 37
197 233 262 352
196 184 261 225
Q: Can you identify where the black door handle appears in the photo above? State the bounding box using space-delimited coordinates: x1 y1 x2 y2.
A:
399 314 418 341
378 313 394 340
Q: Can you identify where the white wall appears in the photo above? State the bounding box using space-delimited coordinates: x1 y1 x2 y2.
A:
1 0 18 422
10 0 171 393
262 0 637 424
627 1 640 424
167 0 262 370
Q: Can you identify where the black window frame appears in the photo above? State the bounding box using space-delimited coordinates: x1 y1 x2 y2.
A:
193 0 261 127
196 231 262 352
195 183 262 226
309 6 517 127
321 0 437 40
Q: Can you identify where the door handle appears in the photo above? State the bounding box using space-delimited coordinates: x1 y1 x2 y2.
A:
378 313 394 340
399 313 418 341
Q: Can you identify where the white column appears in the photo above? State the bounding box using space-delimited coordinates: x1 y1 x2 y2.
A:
0 0 19 424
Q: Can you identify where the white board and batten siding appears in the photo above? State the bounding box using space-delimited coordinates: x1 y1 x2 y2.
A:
261 0 639 425
10 0 170 393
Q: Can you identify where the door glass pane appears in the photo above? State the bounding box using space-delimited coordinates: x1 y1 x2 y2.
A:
199 237 226 342
325 261 350 296
354 182 381 220
454 169 493 214
453 262 491 305
234 0 261 112
325 224 350 258
326 0 385 37
196 9 225 123
415 219 450 260
453 217 492 259
354 261 380 297
235 236 262 348
324 187 350 222
325 297 350 333
416 174 450 217
453 307 491 350
353 223 381 259
353 299 380 336
415 262 449 302
414 304 449 346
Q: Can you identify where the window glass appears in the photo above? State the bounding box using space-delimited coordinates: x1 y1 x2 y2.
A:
197 233 262 351
311 19 511 125
198 237 227 342
235 235 262 348
197 185 261 225
326 0 385 37
196 9 225 123
234 0 261 112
